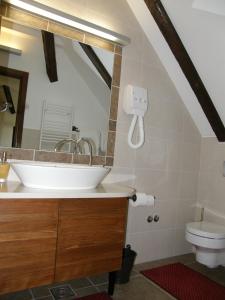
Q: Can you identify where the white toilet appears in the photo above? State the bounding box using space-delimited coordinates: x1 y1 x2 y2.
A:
185 221 225 268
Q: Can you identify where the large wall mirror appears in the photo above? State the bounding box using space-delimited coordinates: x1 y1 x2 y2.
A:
0 3 123 165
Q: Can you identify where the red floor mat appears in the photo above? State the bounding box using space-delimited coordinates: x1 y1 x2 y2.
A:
75 292 112 300
142 262 225 300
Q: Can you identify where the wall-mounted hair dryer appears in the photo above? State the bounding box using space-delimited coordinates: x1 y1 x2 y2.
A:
123 85 148 149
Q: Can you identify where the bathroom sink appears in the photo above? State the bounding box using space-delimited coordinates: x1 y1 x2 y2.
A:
11 161 111 190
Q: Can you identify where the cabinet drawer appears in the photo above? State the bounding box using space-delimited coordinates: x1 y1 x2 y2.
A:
55 198 128 282
0 200 58 294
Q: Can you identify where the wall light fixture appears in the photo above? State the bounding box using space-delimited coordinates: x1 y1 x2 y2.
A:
4 0 130 45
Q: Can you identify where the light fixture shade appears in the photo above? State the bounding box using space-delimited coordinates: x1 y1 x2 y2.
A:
0 44 22 55
3 0 131 45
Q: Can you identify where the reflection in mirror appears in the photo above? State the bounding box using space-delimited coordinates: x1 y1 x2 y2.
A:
0 80 17 146
0 85 15 113
0 66 29 148
0 21 114 156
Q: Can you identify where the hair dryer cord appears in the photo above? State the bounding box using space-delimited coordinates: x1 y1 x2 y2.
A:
128 115 144 149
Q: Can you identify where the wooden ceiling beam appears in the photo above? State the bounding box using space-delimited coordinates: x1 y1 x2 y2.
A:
144 0 225 141
41 30 58 83
79 42 112 89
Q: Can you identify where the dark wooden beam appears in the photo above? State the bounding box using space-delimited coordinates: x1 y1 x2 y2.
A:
79 42 112 89
41 30 58 83
144 0 225 141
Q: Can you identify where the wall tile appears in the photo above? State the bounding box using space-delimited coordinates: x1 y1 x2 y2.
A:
126 205 155 234
106 131 116 157
199 138 216 171
5 5 48 30
175 202 195 229
166 141 182 171
115 45 122 55
198 137 225 220
182 109 201 144
84 34 114 52
135 138 167 171
105 156 113 166
103 167 135 185
181 142 201 172
110 86 119 121
109 120 117 132
127 200 176 234
179 171 199 201
35 150 72 163
134 169 180 201
48 22 84 42
112 54 122 87
197 171 214 206
0 147 34 160
127 229 174 264
172 229 192 256
113 132 136 168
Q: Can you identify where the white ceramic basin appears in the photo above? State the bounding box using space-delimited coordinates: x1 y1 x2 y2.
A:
11 161 111 190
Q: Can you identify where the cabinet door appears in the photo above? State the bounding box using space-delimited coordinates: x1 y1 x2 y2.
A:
56 198 128 282
0 199 58 295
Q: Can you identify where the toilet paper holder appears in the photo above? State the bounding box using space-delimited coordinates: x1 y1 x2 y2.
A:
129 194 156 202
129 194 137 202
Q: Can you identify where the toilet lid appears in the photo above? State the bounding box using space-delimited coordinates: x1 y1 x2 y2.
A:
186 222 225 239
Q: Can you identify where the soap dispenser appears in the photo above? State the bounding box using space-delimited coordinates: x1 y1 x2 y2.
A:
0 152 10 182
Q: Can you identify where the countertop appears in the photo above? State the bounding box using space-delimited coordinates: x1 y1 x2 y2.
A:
0 181 135 199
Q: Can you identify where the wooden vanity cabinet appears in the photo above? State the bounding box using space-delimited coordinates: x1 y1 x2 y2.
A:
0 197 128 295
55 198 128 282
0 200 58 295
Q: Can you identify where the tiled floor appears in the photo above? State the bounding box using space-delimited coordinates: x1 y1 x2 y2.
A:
1 253 225 300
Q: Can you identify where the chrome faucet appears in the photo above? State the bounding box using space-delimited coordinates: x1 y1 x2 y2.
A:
54 137 93 166
77 138 93 166
54 138 82 153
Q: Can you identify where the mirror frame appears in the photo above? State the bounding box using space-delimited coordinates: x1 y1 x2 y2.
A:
0 2 123 166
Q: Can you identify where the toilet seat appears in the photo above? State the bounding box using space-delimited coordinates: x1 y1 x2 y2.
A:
185 221 225 267
186 222 225 239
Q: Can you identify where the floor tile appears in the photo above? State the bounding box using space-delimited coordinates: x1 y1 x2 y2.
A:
88 273 108 285
50 285 75 300
31 285 51 298
75 286 98 298
32 281 76 299
130 269 140 277
36 297 54 300
68 278 92 290
112 276 174 300
188 261 213 275
188 262 225 285
0 290 33 300
135 253 194 271
96 283 108 293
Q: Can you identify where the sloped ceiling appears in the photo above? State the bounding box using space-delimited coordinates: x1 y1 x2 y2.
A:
192 0 225 16
127 0 225 138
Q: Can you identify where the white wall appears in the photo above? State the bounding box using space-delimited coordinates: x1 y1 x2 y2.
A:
126 0 214 138
161 0 225 135
193 0 225 17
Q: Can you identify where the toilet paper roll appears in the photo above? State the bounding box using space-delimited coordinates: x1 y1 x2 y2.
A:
130 193 155 207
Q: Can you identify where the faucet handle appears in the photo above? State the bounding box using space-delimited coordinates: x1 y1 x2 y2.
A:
77 137 93 166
